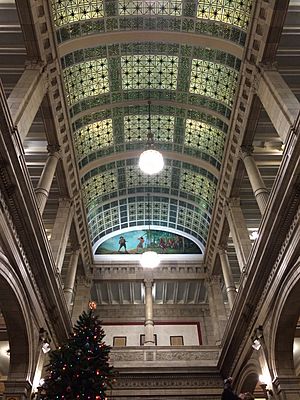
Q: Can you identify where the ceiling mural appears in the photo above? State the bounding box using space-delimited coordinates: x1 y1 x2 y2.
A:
50 0 253 255
95 229 202 255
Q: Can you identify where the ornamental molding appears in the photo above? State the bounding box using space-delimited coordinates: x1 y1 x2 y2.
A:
113 374 222 389
111 348 220 363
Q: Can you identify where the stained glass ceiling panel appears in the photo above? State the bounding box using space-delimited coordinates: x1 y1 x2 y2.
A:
49 0 253 255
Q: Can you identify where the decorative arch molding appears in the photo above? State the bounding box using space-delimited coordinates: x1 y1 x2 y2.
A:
0 250 35 383
236 357 260 394
79 150 220 179
269 258 300 377
58 31 243 59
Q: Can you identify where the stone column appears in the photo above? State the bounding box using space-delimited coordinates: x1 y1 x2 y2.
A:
50 198 74 273
3 380 31 400
71 277 91 323
206 276 227 344
7 61 48 142
64 247 81 312
273 376 300 400
226 198 252 272
256 64 300 143
240 146 269 215
144 279 155 346
218 246 237 310
35 145 61 214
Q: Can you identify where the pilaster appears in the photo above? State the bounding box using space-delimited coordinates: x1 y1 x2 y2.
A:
273 376 300 400
7 60 48 142
256 64 300 143
225 198 252 272
3 379 32 400
206 275 227 344
50 198 74 273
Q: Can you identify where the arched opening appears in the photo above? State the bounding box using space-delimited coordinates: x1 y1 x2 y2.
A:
0 256 32 394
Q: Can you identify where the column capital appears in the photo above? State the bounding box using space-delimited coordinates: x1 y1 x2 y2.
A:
71 245 81 254
258 61 278 73
24 58 46 72
144 278 153 288
240 145 254 159
47 143 61 157
207 274 222 286
217 244 228 255
226 197 241 208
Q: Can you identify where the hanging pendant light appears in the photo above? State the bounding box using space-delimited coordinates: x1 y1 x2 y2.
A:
139 101 164 175
139 193 160 269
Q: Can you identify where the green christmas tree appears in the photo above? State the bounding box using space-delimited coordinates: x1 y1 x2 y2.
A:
41 303 115 399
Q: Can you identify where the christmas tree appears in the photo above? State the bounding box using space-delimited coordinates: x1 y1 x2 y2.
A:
40 302 115 399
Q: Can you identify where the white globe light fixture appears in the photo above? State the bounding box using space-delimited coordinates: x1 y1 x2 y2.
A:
139 149 164 175
139 100 164 175
140 250 160 269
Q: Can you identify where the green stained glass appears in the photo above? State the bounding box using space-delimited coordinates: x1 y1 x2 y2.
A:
185 119 226 162
74 119 113 159
180 171 216 206
51 0 104 27
82 171 118 206
126 166 171 187
197 0 252 31
121 55 178 91
124 114 174 142
119 0 182 16
189 59 238 107
63 59 109 105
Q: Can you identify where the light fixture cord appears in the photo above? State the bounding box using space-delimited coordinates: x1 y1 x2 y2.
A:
147 192 151 248
147 100 154 147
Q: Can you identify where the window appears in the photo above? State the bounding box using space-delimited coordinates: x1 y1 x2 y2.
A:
170 336 184 346
113 336 127 347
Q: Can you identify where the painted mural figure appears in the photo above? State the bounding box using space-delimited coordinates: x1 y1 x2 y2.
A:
118 236 128 253
136 236 145 253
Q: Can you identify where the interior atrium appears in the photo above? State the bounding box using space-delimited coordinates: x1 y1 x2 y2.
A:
0 0 299 398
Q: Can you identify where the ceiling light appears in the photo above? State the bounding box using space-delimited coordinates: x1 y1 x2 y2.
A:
140 251 160 269
42 342 51 354
252 339 261 351
139 149 164 175
139 101 164 175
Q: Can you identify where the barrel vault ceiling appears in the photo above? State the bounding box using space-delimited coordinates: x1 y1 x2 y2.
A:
1 0 297 304
50 0 250 252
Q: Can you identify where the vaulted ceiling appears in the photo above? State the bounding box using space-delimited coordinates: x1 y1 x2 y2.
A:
49 0 251 252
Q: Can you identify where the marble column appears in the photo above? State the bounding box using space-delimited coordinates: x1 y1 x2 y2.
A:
144 279 155 346
50 198 74 273
7 61 48 142
35 145 61 214
206 275 227 344
241 146 269 215
64 247 80 312
226 198 252 272
257 64 300 144
218 246 237 310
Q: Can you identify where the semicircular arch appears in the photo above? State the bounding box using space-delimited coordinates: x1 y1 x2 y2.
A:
269 260 300 377
0 251 34 382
